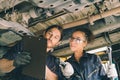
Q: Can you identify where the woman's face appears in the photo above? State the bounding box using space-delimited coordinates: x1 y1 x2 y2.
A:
69 31 87 52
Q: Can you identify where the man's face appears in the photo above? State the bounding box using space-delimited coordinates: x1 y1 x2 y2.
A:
44 28 61 50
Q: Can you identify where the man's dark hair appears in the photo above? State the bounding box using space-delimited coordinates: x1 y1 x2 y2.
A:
45 25 63 41
73 28 94 43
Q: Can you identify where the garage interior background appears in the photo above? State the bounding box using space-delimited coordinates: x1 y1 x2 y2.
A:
0 0 120 78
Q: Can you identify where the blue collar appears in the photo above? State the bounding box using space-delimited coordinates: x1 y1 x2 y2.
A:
70 51 89 62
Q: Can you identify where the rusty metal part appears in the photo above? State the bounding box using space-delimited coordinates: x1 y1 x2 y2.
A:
62 6 120 29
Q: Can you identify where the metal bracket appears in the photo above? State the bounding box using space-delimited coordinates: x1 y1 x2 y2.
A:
104 32 112 44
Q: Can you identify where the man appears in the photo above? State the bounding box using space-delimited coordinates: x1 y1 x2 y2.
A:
0 24 63 80
43 25 63 80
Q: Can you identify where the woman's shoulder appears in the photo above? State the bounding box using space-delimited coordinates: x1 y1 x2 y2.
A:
86 52 98 57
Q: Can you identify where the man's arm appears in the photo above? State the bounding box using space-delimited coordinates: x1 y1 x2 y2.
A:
45 66 58 80
0 52 31 75
0 58 15 74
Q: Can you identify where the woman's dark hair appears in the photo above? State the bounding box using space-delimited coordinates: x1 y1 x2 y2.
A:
73 28 94 43
45 25 63 41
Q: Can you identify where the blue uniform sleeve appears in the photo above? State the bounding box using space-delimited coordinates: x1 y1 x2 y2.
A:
46 53 64 80
96 55 110 80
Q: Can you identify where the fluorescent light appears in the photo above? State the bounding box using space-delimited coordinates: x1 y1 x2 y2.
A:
87 46 108 54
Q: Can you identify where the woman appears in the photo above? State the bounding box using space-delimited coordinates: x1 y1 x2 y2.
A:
65 28 110 80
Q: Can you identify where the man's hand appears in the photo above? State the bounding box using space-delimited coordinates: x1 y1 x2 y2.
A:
59 61 74 78
107 64 118 78
13 52 31 67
